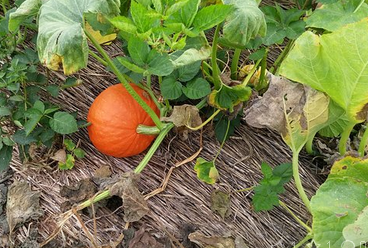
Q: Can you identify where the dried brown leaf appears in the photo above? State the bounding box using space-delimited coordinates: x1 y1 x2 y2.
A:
210 190 231 219
161 104 202 128
128 225 164 248
6 181 43 234
109 172 149 222
50 149 67 163
188 231 235 248
60 179 97 211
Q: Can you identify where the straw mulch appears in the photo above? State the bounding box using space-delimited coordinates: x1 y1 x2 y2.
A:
7 1 326 247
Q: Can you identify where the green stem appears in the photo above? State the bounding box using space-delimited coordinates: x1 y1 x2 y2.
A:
195 97 208 110
292 151 311 212
146 74 152 88
231 48 242 80
213 119 230 162
242 59 262 86
134 123 175 174
89 50 108 66
256 48 268 92
84 28 163 130
358 125 368 157
1 0 7 14
77 190 111 210
186 109 221 131
339 122 355 155
279 201 312 232
136 124 161 135
211 24 222 90
235 185 254 193
305 135 314 155
293 233 313 248
270 40 294 75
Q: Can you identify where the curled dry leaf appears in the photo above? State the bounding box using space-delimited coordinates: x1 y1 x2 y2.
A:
161 104 202 129
60 179 97 212
188 231 235 248
6 181 43 234
109 172 149 222
245 74 329 153
50 149 67 163
128 225 164 248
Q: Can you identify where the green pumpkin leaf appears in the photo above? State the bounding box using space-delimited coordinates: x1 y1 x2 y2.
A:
318 100 350 138
130 0 160 33
0 107 11 117
221 0 266 48
0 145 12 171
8 0 42 32
109 16 137 34
117 57 146 74
147 51 174 76
306 0 368 31
311 156 368 247
74 148 85 159
208 84 252 112
49 111 78 134
182 78 211 99
24 108 43 136
128 36 150 66
192 4 233 33
12 130 38 145
281 20 368 124
252 162 292 212
165 0 200 27
58 154 75 170
37 0 120 75
64 139 76 151
176 61 201 82
261 5 305 45
194 157 219 184
171 46 211 69
160 77 183 100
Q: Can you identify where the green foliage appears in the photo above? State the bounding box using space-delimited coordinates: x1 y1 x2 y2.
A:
252 162 292 212
58 139 85 170
220 0 266 48
37 0 120 75
311 156 368 247
208 84 252 112
8 0 42 32
306 0 368 31
280 20 368 125
261 4 305 45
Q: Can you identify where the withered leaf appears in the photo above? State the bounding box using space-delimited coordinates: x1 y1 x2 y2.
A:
245 75 329 153
128 225 164 248
50 149 67 163
210 190 231 219
109 172 149 222
161 104 202 128
6 181 43 234
60 179 97 211
188 231 235 248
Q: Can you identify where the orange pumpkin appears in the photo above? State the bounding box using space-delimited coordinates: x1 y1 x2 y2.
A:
87 84 159 157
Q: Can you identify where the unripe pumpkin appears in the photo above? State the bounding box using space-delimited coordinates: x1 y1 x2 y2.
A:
87 84 159 157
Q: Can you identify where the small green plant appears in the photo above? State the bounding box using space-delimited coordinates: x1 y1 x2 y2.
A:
58 139 85 170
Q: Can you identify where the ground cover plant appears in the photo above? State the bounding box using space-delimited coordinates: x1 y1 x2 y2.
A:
2 0 368 247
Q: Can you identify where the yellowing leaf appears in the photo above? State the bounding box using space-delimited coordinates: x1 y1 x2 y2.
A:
85 22 117 45
194 157 219 184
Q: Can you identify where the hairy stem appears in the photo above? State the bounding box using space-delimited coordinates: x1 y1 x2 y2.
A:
305 135 315 155
211 24 222 90
338 122 355 155
231 48 242 80
270 40 294 75
89 50 108 66
292 151 311 212
213 119 230 162
134 123 175 174
294 233 313 248
279 201 312 232
358 125 368 157
256 48 268 92
84 28 163 130
136 125 161 135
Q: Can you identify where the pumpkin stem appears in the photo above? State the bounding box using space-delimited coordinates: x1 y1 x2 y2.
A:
134 122 175 174
186 109 221 131
136 125 161 135
84 28 164 130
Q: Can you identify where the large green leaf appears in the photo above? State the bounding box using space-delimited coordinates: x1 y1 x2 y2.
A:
192 4 233 33
311 156 368 247
37 0 120 75
306 0 368 31
221 0 266 48
8 0 42 32
280 19 368 123
165 0 200 27
0 145 12 171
